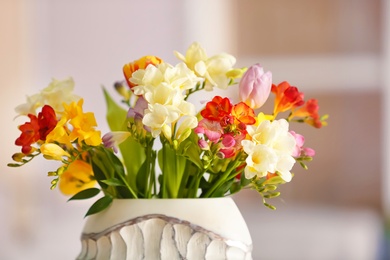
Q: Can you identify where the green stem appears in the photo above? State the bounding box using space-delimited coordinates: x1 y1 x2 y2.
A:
118 172 138 199
201 159 241 198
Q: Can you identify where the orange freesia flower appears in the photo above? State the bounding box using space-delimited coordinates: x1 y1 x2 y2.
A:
291 99 319 118
290 99 326 128
232 102 256 125
200 96 232 122
272 81 304 115
59 160 96 195
123 55 163 88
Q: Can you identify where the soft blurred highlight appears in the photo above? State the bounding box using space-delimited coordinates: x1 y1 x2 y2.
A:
0 0 387 259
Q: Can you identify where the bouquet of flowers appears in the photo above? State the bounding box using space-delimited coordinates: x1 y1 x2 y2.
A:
8 42 327 216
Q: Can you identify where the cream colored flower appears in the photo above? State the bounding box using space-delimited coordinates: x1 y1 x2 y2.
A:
242 119 296 182
175 42 236 90
131 62 201 96
41 78 81 113
142 103 180 138
14 78 80 117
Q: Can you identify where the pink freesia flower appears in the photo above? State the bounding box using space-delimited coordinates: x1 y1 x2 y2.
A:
198 139 210 150
195 119 223 142
239 64 272 109
290 131 315 157
221 134 235 148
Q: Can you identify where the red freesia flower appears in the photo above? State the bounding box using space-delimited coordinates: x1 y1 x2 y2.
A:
38 105 57 140
15 105 58 154
15 114 40 154
272 81 304 115
200 96 232 121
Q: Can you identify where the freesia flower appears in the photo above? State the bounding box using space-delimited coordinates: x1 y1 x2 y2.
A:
290 131 315 157
14 93 43 117
63 99 102 146
242 119 296 182
15 114 40 154
200 96 232 121
38 105 58 140
15 78 80 117
103 131 131 153
231 102 256 126
123 56 163 88
59 160 96 195
272 81 304 116
40 143 70 161
40 78 81 114
239 64 272 109
195 119 223 142
290 99 326 128
174 42 237 90
15 105 58 154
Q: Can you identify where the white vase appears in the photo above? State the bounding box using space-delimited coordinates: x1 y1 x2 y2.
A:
77 197 252 260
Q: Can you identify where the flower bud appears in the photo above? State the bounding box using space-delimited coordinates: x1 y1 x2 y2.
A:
40 143 70 161
198 139 210 150
239 64 272 109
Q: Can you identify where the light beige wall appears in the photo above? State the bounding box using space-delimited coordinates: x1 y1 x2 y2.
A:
236 0 381 55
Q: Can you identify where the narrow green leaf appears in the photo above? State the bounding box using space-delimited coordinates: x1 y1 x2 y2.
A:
85 195 113 217
103 87 145 194
68 188 101 201
101 178 125 187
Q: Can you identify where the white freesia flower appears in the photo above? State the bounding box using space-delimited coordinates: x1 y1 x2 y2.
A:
143 103 180 138
175 42 236 90
131 62 201 96
242 119 296 182
15 93 44 116
133 61 200 142
15 78 80 117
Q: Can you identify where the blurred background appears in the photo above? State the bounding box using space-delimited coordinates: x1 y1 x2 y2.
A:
0 0 388 259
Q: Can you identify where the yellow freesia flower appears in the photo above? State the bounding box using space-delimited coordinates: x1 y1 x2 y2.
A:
40 143 70 161
64 99 102 146
45 117 72 146
59 160 96 195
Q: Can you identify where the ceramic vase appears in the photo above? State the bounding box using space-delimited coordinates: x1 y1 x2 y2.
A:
77 197 252 260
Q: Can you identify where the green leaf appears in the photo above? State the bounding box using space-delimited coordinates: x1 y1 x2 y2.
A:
91 152 109 189
103 87 145 194
103 87 128 132
177 132 203 169
85 195 113 217
68 188 101 201
101 178 125 187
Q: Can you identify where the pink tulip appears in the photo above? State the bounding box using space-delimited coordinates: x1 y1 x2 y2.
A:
239 64 272 109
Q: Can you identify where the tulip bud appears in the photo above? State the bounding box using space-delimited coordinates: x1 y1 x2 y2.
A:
239 64 272 109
